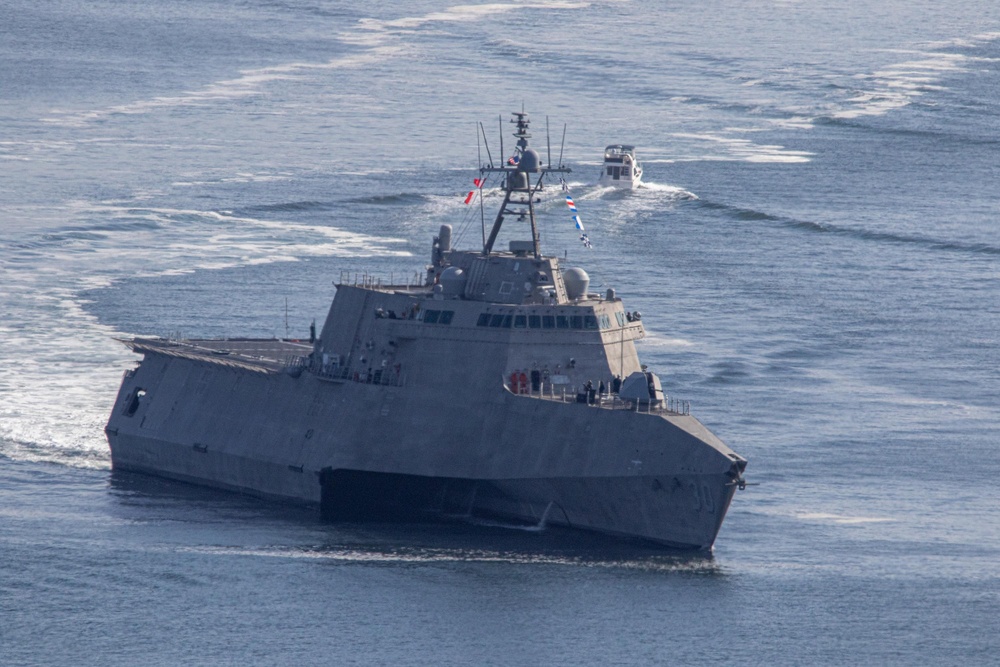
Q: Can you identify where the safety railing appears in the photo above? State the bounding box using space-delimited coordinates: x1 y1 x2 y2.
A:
506 381 691 415
312 364 406 387
338 270 426 290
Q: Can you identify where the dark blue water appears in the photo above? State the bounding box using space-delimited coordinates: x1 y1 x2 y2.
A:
2 1 999 664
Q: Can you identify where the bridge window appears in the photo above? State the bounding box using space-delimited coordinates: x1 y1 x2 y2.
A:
479 311 603 333
421 309 454 325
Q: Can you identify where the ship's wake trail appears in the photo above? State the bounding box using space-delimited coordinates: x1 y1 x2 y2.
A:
0 204 411 468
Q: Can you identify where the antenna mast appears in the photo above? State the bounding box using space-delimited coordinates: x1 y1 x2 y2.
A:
479 110 571 259
479 122 494 167
546 116 552 171
558 123 567 168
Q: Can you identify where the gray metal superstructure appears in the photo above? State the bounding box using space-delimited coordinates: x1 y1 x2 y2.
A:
106 112 747 550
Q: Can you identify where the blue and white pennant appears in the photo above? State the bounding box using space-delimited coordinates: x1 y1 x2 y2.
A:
566 193 590 246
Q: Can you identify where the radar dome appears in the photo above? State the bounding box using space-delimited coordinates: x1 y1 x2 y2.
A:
518 148 541 173
562 267 590 300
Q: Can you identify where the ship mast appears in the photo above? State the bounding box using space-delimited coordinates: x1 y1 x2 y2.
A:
480 111 571 260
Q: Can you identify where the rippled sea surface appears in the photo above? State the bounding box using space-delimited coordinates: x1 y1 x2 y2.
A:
2 1 999 664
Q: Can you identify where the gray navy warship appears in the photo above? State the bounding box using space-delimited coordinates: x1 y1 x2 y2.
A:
106 111 748 550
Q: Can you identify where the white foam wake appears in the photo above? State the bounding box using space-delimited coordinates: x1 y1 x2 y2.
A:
0 206 411 468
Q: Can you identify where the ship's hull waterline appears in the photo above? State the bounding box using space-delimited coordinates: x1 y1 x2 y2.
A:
106 351 743 550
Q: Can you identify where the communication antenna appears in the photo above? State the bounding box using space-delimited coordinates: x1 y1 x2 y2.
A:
479 122 494 167
558 123 567 168
284 297 289 339
546 116 552 170
499 114 504 161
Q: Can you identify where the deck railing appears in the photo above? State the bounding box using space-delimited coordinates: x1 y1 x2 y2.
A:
338 270 426 290
311 364 406 387
508 381 691 416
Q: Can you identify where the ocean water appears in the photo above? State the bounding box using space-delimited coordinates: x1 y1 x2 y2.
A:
2 1 999 664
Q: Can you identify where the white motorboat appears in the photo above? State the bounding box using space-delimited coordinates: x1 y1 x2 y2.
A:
598 144 643 188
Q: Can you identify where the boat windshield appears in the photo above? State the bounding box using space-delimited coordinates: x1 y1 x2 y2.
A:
603 145 636 160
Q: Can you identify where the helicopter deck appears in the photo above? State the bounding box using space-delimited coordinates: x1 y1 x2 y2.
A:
122 337 312 373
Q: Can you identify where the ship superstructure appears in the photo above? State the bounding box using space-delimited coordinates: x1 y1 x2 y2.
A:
106 112 746 550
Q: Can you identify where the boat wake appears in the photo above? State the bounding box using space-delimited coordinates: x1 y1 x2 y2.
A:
636 181 699 199
0 202 413 468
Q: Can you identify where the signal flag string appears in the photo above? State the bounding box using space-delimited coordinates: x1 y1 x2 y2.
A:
564 184 592 248
462 175 592 248
463 177 485 205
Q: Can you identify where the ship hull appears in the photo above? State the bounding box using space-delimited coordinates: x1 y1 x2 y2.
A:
597 176 643 189
314 468 736 549
107 351 743 550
